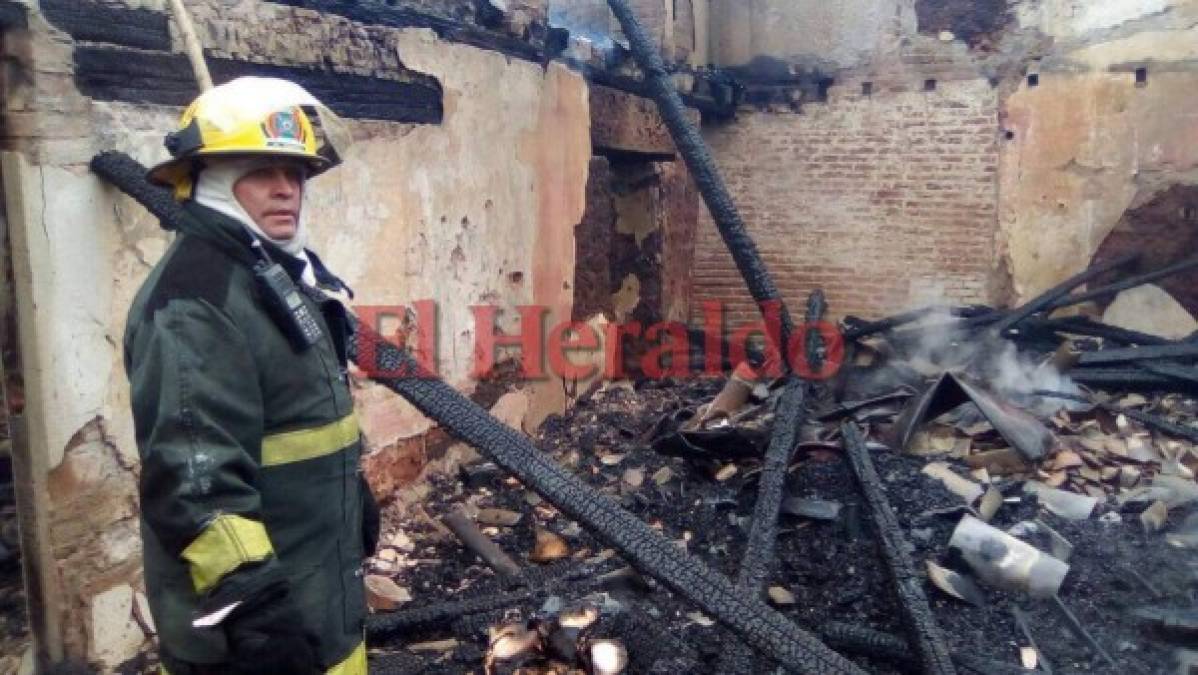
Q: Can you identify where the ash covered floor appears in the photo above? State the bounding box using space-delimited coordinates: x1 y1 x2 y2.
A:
362 370 1197 674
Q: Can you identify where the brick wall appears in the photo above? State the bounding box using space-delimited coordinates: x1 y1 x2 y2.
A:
691 77 1001 325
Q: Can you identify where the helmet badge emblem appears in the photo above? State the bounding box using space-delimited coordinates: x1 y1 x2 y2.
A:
261 108 308 150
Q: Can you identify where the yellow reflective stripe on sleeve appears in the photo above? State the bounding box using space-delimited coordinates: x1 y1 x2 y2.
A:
261 413 360 467
326 641 367 675
181 514 274 593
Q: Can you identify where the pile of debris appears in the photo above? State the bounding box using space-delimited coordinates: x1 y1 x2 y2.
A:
362 257 1198 674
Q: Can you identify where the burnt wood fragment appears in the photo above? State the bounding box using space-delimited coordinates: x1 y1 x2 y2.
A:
442 506 523 580
841 305 992 341
366 560 620 636
74 46 444 123
842 422 956 675
1036 389 1198 445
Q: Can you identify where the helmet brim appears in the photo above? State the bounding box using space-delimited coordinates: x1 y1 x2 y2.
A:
146 149 332 189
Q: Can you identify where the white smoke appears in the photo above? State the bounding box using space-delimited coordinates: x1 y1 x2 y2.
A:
900 300 1081 414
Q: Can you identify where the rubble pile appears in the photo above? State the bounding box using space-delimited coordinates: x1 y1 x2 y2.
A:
364 262 1198 673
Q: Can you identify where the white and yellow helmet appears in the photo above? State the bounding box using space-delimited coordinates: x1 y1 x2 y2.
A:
148 77 351 200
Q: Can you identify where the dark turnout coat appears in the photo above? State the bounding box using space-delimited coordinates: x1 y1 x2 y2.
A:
123 202 366 672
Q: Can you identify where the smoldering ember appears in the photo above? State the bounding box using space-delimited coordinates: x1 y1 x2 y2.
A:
0 1 1197 675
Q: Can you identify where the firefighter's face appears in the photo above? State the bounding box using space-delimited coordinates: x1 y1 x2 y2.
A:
233 162 305 240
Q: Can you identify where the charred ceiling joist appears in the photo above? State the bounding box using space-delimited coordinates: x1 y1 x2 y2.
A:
914 0 1013 48
267 0 549 62
73 47 444 124
43 0 444 124
0 0 26 31
41 0 170 51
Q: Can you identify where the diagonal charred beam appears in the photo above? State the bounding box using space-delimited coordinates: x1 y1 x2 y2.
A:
605 0 797 353
89 151 864 675
1045 254 1198 312
841 422 956 675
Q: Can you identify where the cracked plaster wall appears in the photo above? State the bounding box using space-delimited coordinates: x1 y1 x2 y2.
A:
999 0 1198 300
3 2 588 669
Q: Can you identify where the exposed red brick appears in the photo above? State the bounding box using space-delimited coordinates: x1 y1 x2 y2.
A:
688 82 1000 321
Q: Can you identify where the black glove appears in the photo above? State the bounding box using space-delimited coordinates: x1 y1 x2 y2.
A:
361 474 380 556
199 567 322 675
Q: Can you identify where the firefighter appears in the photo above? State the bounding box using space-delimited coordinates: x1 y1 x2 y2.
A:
125 77 376 674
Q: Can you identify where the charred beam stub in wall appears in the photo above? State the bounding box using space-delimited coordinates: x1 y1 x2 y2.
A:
47 0 445 123
41 0 170 51
268 0 545 62
0 0 26 30
914 0 1014 49
73 47 444 124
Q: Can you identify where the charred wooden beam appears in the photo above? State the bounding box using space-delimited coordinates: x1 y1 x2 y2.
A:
719 377 807 673
606 0 797 353
989 254 1138 335
1076 342 1198 366
841 305 993 341
1068 368 1185 390
74 46 444 123
841 422 956 675
254 0 545 62
41 0 171 51
1019 316 1172 347
1139 361 1198 386
1046 254 1198 312
88 152 864 675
